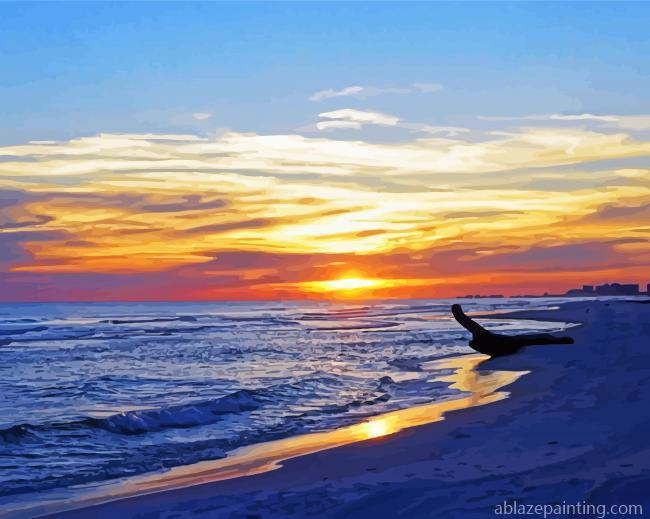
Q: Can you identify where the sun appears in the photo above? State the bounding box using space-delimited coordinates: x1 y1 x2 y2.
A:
319 278 381 291
287 275 429 299
297 276 389 295
294 274 403 297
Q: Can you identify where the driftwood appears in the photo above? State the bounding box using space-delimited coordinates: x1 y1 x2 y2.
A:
451 304 573 357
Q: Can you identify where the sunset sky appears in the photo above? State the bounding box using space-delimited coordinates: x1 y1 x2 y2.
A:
1 2 649 301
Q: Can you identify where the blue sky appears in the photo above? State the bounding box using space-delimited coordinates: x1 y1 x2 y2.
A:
2 2 650 301
1 2 649 144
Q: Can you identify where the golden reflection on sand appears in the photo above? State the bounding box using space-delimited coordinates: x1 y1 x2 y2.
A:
121 353 528 494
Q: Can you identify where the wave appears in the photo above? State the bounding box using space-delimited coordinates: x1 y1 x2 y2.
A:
0 326 48 336
0 389 260 440
99 316 197 325
0 324 236 344
298 303 450 321
0 372 438 497
85 389 260 435
0 372 400 443
0 423 35 442
306 320 402 331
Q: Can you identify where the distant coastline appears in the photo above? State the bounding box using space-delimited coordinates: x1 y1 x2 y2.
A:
459 280 650 299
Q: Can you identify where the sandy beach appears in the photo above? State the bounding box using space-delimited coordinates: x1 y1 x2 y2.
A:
17 298 646 519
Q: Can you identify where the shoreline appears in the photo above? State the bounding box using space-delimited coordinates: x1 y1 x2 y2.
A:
8 299 650 518
7 353 529 519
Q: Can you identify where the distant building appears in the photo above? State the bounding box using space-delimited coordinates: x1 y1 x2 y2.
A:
621 284 640 295
565 289 584 296
595 283 639 296
564 282 643 297
595 284 610 295
647 283 650 295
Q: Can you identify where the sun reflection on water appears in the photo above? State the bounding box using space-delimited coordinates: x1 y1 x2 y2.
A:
361 418 392 439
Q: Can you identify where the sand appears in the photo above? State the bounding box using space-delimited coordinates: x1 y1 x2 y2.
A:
24 299 650 518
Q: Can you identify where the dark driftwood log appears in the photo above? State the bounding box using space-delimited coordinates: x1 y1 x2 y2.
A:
451 304 573 357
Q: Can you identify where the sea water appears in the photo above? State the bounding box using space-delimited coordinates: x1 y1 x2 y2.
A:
0 298 571 509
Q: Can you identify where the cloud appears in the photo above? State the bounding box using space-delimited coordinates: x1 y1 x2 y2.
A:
605 116 650 131
140 195 228 213
479 113 650 131
313 108 467 136
1 115 649 297
480 113 617 123
315 120 364 130
316 109 400 130
582 201 650 221
309 82 442 101
192 112 213 121
2 127 648 183
412 82 443 93
549 114 617 122
182 218 274 235
0 229 69 268
308 86 365 102
444 210 524 219
3 232 649 301
0 188 40 209
404 124 469 137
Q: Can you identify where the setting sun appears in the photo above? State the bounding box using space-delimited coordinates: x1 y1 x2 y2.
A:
320 278 381 291
282 276 434 298
296 277 391 295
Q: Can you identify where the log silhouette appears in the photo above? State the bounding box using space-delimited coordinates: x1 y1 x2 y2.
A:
451 304 573 357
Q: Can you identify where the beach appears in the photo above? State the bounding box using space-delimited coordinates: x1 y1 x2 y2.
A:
14 298 648 518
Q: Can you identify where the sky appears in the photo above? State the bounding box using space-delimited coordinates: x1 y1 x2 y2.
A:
1 2 649 301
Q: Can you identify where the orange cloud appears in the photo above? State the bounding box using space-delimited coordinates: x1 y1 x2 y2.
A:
1 119 648 300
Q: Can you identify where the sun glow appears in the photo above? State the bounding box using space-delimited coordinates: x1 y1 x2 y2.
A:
319 278 381 291
286 276 434 298
296 276 392 295
3 127 650 300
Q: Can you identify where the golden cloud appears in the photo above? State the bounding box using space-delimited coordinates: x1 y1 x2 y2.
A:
0 123 648 279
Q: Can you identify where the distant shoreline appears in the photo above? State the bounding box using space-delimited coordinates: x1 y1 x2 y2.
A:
1 293 648 305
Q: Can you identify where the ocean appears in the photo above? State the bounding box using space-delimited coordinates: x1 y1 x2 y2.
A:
0 298 571 510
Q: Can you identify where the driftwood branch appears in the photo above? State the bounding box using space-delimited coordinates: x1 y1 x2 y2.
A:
451 304 573 357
